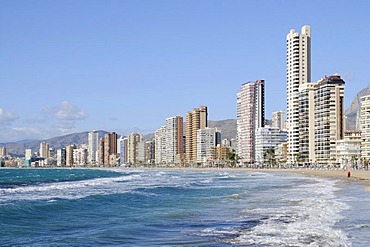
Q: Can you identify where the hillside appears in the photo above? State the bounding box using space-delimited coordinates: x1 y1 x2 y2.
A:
345 83 370 130
0 131 108 157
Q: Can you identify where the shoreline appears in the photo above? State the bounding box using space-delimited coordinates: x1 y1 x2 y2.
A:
2 166 370 190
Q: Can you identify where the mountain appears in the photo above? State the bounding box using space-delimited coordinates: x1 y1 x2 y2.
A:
345 83 370 130
0 131 109 157
209 119 237 140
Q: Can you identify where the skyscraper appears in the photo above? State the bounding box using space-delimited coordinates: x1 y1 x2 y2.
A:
286 25 311 163
165 116 184 164
104 132 118 166
185 106 208 164
237 80 265 165
314 75 345 164
128 133 143 164
88 130 99 165
155 126 167 164
39 142 49 159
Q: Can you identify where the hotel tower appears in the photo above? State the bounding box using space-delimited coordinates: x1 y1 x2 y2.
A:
237 80 265 165
286 25 311 163
186 106 208 164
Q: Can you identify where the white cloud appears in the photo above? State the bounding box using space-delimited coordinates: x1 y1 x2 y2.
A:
0 107 18 126
44 101 87 131
54 101 87 120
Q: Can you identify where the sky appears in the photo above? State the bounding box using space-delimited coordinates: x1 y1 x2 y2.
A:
1 0 370 142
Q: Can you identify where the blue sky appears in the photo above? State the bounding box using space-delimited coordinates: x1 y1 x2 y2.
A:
1 0 370 142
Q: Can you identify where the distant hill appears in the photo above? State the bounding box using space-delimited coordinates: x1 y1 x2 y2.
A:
209 119 237 140
0 131 109 157
345 83 370 130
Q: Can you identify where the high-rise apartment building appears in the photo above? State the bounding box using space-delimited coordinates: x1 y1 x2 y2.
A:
39 142 50 159
272 110 286 130
57 148 66 166
314 75 345 164
104 132 118 166
196 127 220 164
0 147 6 157
286 25 311 163
155 126 167 164
186 106 208 163
360 95 370 158
165 116 184 164
98 138 105 165
298 82 316 163
88 130 99 165
237 80 265 165
25 149 32 160
66 144 77 167
128 133 143 164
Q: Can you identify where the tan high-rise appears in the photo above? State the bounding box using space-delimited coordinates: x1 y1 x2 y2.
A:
186 106 208 163
286 25 311 163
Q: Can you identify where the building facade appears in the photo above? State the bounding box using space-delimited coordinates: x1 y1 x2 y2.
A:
272 110 286 130
185 106 208 164
255 127 287 165
314 75 345 165
360 95 370 159
196 127 219 164
88 130 99 165
237 80 265 165
298 82 316 164
165 116 184 164
286 25 311 163
336 130 362 168
39 142 49 159
155 126 167 164
128 133 143 165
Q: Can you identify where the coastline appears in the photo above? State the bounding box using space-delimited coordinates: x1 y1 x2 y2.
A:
126 166 370 190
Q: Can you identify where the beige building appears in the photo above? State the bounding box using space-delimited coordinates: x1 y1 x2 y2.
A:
314 75 345 165
0 147 6 157
128 133 143 165
39 142 50 159
66 144 77 167
186 106 208 164
272 110 285 130
336 130 361 168
286 25 311 164
275 142 288 164
360 95 370 159
155 126 166 164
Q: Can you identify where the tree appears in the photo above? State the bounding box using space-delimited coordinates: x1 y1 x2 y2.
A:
264 148 276 168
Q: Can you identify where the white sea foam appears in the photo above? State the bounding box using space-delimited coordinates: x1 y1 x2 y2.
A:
231 178 351 246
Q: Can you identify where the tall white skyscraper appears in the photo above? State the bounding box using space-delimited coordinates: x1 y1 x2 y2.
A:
88 130 99 165
286 25 311 163
237 80 265 165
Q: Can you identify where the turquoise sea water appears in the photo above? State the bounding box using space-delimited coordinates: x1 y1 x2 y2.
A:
0 168 369 246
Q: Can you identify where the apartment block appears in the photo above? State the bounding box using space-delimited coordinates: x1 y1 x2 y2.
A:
286 25 311 163
237 80 265 165
186 106 208 164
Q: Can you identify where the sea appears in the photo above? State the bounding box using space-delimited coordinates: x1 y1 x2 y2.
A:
0 168 369 246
